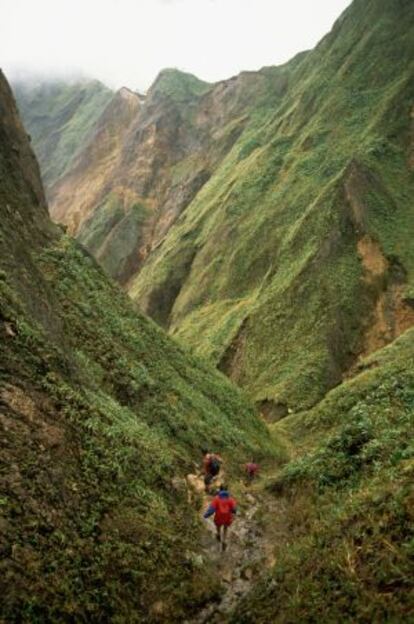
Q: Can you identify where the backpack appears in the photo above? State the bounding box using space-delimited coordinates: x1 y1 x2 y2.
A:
209 455 221 476
216 497 233 515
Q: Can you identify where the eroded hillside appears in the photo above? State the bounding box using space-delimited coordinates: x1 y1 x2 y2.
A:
48 66 298 288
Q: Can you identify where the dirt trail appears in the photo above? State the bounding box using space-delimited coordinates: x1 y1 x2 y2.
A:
185 474 285 623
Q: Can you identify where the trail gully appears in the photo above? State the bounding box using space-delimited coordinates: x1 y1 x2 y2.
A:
185 473 285 623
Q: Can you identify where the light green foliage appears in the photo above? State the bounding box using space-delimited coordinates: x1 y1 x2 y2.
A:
36 236 271 456
172 295 257 364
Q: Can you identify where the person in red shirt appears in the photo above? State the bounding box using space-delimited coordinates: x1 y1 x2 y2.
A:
203 485 237 551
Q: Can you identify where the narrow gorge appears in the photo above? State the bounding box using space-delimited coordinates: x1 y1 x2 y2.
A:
2 0 414 621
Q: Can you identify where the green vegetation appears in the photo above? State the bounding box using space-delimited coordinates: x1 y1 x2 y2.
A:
1 235 274 622
171 295 257 365
232 328 414 622
0 71 274 622
4 1 414 620
13 78 113 187
79 197 151 283
78 193 125 253
150 68 210 102
131 0 414 410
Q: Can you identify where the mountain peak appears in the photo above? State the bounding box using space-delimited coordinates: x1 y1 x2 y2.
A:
149 67 211 102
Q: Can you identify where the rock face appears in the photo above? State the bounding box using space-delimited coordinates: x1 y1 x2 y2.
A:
50 86 144 282
15 0 414 413
0 69 271 622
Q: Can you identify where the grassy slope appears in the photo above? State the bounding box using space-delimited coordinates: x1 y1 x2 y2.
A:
131 0 414 410
0 71 274 622
13 78 113 188
232 327 414 622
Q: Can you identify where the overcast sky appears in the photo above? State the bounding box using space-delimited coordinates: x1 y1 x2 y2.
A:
1 0 352 91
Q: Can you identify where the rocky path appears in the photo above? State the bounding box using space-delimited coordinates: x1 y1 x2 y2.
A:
185 475 285 623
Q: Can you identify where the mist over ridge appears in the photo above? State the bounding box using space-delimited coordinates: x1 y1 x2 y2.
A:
2 0 352 90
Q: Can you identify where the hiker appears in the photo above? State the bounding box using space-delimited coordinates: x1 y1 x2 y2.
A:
245 461 259 483
202 448 223 492
203 484 237 551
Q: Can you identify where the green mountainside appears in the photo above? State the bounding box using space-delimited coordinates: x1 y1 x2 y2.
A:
13 78 113 189
149 68 211 102
45 63 291 286
130 0 414 411
16 1 414 418
0 69 272 622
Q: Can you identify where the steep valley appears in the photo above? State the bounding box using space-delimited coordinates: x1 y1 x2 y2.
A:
15 0 414 415
4 0 414 620
0 68 274 622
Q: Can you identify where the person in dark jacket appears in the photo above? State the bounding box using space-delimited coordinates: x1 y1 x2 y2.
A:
201 448 223 492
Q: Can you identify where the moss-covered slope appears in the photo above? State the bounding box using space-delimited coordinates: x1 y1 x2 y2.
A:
0 70 272 622
131 0 414 410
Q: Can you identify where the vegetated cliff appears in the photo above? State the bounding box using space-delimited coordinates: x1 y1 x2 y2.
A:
51 85 146 281
16 1 414 418
0 70 273 623
13 77 113 188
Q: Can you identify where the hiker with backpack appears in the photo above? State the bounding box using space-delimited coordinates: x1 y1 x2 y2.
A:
203 484 237 551
202 449 223 492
